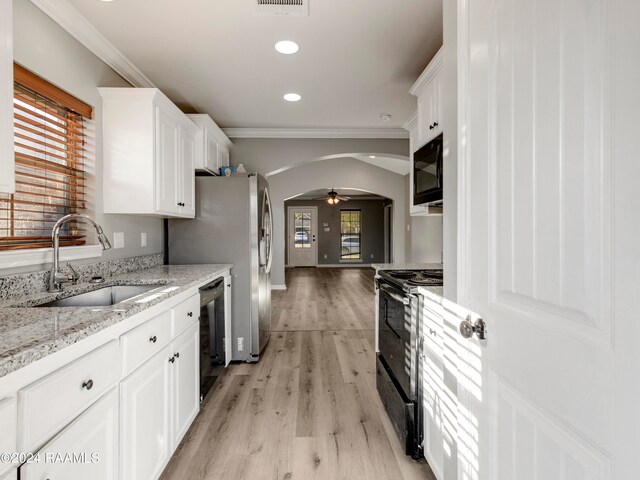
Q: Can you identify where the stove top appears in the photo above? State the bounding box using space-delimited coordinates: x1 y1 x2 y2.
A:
378 269 444 290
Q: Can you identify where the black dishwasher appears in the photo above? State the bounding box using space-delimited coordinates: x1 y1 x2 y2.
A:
199 278 225 401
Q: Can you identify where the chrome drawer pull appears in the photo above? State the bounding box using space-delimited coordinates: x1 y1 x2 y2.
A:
82 379 94 391
187 311 193 317
149 335 157 343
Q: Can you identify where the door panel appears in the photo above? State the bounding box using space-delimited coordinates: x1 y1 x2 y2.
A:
120 345 172 480
155 106 180 214
288 207 317 267
172 323 199 447
180 128 195 216
457 0 615 478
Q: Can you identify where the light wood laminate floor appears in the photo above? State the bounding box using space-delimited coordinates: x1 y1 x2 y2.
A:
161 267 436 480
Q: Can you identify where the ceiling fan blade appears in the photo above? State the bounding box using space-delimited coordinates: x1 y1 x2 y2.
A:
312 196 328 200
337 196 350 201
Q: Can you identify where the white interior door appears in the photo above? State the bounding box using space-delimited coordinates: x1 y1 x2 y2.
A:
455 0 636 478
288 206 317 267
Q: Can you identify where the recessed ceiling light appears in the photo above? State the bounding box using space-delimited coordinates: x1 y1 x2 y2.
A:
275 40 299 55
283 93 302 102
369 155 376 158
379 113 392 122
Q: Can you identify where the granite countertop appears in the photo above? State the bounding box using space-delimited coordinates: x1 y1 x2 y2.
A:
0 264 231 379
371 262 443 271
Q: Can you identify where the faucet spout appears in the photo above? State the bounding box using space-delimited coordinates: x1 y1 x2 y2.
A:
50 214 112 292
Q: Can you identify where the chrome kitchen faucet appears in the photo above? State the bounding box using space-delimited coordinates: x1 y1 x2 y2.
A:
49 214 112 292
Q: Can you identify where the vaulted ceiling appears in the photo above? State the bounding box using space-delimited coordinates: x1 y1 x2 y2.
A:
67 0 442 130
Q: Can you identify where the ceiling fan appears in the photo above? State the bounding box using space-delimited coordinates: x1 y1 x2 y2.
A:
313 189 351 205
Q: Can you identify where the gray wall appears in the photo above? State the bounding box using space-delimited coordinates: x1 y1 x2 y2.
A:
284 199 386 265
3 1 163 275
404 174 443 264
228 138 410 287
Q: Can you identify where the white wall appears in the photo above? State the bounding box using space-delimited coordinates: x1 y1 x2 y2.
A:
4 0 163 274
403 174 444 264
228 137 410 286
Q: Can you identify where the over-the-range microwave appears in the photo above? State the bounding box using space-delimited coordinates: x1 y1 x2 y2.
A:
413 133 443 205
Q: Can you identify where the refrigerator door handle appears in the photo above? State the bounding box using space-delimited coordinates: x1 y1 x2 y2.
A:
264 188 274 274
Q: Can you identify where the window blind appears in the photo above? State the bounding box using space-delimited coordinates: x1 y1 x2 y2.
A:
0 65 92 251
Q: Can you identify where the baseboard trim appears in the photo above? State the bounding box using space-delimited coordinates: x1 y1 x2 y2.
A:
271 284 287 290
316 264 372 268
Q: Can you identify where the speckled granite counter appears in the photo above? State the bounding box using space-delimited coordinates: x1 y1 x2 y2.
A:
0 264 231 378
371 263 443 271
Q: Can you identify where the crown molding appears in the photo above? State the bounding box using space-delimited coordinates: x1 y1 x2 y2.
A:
222 128 410 139
29 0 155 88
402 110 418 132
409 46 444 97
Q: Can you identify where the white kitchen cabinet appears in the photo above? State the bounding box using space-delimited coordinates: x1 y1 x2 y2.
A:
0 0 14 194
187 114 232 174
410 47 443 149
171 323 199 447
120 344 172 480
419 296 445 480
20 388 119 480
0 396 16 478
99 88 198 218
120 320 199 480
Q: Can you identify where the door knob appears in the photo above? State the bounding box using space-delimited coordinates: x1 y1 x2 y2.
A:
459 315 486 340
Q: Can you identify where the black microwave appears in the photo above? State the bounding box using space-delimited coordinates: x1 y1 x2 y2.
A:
413 134 443 205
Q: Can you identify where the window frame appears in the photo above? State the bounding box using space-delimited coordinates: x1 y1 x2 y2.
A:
339 209 362 262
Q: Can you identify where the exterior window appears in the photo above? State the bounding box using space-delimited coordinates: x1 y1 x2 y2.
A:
0 65 92 251
340 209 361 259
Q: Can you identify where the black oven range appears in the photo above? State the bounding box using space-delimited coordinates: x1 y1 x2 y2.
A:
375 269 443 459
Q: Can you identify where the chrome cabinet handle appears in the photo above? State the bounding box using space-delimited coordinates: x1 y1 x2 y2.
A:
149 335 157 343
459 315 487 340
187 312 193 317
169 356 176 363
82 379 94 390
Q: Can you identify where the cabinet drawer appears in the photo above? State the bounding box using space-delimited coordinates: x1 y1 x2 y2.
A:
0 396 17 476
172 293 199 336
121 310 172 377
18 341 119 452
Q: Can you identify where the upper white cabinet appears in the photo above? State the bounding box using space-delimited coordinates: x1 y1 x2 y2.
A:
0 0 14 194
187 114 232 174
99 88 198 218
410 47 443 149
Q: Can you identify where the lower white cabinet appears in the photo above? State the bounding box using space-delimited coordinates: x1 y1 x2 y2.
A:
171 323 199 446
120 344 172 480
120 321 199 480
20 388 119 480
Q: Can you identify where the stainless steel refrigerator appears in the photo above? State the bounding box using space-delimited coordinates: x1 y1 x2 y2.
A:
167 174 273 362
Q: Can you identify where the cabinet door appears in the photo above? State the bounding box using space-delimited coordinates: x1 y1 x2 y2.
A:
171 322 199 447
204 129 220 173
417 80 435 148
20 389 119 480
431 72 442 137
155 106 180 215
179 127 195 217
120 345 172 480
0 0 14 194
218 145 229 168
419 298 445 480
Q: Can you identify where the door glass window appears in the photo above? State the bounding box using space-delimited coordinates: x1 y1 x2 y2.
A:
293 212 311 249
340 210 361 259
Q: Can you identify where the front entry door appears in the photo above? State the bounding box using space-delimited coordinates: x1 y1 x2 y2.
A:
288 207 317 267
456 0 635 478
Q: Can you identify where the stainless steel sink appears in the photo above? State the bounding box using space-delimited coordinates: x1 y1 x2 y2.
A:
36 285 160 307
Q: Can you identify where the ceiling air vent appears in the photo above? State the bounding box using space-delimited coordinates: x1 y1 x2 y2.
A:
255 0 309 16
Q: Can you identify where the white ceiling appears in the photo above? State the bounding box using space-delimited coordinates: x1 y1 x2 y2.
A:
67 0 442 130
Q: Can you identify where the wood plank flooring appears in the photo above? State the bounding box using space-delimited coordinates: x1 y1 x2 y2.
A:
161 267 436 480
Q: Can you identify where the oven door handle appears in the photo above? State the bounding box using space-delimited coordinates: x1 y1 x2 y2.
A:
379 283 410 305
